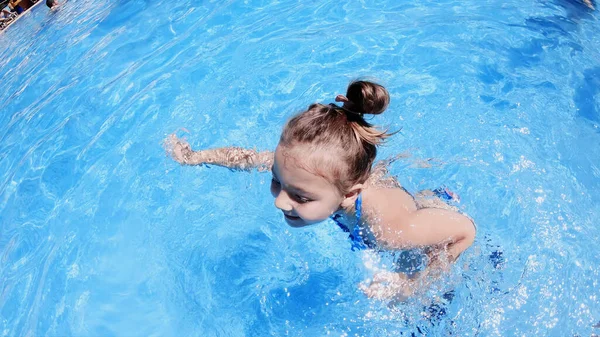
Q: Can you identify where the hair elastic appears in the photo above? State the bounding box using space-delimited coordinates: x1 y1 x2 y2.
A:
331 95 363 117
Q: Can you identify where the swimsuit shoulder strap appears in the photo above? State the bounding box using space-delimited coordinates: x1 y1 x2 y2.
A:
349 193 370 250
331 193 371 250
355 193 362 221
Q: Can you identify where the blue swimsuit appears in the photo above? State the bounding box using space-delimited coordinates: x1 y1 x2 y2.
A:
330 193 372 251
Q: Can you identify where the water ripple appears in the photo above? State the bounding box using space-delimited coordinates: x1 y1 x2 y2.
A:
0 0 599 336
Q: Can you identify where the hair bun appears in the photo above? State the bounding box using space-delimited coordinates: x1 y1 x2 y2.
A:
345 80 390 115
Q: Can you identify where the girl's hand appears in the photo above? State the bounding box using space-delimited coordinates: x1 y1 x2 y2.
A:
165 134 192 164
360 271 416 301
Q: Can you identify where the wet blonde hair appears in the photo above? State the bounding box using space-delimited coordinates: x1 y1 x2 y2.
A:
279 80 392 194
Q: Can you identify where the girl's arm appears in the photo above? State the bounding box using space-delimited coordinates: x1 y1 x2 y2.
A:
376 207 475 261
165 134 274 171
363 207 475 300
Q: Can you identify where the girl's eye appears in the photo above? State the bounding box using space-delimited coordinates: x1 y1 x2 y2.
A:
271 177 280 186
295 195 311 204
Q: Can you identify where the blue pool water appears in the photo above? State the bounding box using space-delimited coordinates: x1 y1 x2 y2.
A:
1 0 599 336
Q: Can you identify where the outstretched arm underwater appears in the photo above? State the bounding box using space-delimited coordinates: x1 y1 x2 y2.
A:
165 134 274 171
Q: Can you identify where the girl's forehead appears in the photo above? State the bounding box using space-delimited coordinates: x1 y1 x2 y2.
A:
275 143 338 161
273 144 344 191
273 145 314 173
274 145 324 174
275 144 312 157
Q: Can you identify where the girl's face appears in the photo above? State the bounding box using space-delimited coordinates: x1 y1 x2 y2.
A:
270 145 344 227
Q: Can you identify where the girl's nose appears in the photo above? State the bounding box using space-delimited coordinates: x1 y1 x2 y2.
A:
274 190 293 212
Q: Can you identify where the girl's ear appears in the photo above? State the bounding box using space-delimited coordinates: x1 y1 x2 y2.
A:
340 184 363 209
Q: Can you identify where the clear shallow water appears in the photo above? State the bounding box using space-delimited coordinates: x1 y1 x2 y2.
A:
1 0 599 336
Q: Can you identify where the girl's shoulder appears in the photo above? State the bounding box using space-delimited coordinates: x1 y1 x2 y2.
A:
362 186 417 215
361 187 418 249
361 187 476 251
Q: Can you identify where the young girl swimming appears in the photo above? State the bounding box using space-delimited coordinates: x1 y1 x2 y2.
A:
166 80 476 300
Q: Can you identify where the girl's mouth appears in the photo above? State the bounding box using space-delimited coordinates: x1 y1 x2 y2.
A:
284 214 301 221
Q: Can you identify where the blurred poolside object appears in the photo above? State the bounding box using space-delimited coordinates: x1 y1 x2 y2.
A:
12 0 36 11
0 1 17 29
582 0 595 9
0 0 42 32
0 14 17 30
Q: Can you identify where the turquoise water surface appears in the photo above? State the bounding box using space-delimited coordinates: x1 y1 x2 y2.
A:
0 0 599 336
